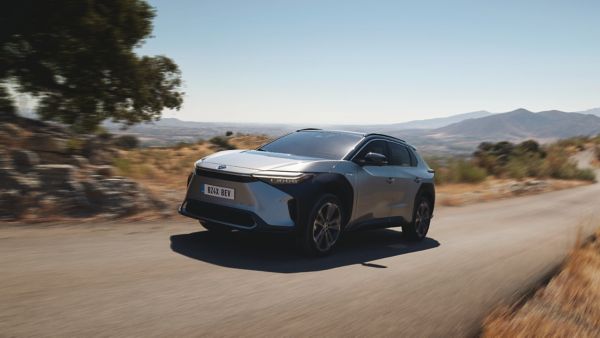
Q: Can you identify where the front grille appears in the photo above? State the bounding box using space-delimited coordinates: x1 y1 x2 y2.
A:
195 168 257 183
184 199 256 228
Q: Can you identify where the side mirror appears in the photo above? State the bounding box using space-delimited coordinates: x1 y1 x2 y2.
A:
361 152 388 166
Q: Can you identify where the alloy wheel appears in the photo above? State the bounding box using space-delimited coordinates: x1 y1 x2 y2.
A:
312 202 342 252
414 200 431 238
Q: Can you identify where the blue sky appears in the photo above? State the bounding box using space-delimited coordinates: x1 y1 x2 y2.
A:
138 0 600 124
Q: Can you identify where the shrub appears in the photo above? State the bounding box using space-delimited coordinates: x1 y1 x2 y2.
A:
113 135 140 149
505 158 528 180
112 158 132 175
66 137 84 153
174 141 192 149
555 136 589 150
573 169 596 181
451 159 488 183
543 148 596 181
209 136 235 150
428 157 487 184
94 126 113 141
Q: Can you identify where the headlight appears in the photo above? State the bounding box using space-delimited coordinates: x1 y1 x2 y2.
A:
252 171 313 185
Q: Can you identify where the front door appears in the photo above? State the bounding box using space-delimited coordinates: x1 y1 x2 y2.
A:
352 140 397 222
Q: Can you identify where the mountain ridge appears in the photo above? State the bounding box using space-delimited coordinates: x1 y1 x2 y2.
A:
433 108 600 140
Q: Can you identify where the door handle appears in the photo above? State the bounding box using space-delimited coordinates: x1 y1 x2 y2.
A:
414 177 422 183
386 177 395 184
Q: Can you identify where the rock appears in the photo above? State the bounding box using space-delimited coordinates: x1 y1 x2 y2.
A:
25 134 68 153
94 165 115 177
69 156 89 168
0 131 11 147
84 177 147 215
0 190 25 220
81 181 108 205
35 164 76 190
0 150 13 169
525 180 548 188
11 150 40 172
44 189 90 215
0 169 22 190
510 180 549 195
88 151 115 165
0 123 25 138
36 151 71 164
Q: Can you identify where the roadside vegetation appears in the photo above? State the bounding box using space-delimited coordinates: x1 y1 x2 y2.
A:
109 133 598 211
429 137 598 185
112 133 270 189
482 226 600 337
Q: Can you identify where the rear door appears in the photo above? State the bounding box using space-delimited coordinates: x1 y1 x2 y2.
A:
352 140 397 221
386 141 421 221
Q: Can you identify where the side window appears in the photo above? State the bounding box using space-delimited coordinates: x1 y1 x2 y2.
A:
388 142 412 167
354 140 389 163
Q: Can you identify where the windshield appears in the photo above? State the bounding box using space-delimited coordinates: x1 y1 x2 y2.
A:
258 131 363 160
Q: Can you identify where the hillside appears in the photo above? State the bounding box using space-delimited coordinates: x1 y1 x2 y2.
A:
434 109 600 141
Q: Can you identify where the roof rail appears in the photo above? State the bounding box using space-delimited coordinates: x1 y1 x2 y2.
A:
296 128 322 132
365 133 406 143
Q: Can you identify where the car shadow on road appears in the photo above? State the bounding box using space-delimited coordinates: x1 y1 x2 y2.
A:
170 229 440 273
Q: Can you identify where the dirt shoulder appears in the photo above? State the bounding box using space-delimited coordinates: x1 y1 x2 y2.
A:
436 178 591 207
482 227 600 337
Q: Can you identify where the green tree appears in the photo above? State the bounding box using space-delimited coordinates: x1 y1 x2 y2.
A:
0 0 183 132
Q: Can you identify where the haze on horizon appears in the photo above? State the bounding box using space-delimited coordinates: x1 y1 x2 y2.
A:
139 0 600 124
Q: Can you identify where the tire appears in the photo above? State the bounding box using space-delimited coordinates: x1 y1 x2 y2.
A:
200 221 232 234
403 195 432 241
298 194 344 257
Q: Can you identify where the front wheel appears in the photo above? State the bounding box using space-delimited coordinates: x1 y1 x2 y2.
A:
298 194 344 257
403 196 432 241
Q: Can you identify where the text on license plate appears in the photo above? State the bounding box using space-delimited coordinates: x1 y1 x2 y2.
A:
202 184 235 200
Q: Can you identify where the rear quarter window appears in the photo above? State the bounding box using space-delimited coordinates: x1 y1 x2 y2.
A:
388 142 412 167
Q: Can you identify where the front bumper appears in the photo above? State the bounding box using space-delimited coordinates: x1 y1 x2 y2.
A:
179 168 297 232
179 199 294 232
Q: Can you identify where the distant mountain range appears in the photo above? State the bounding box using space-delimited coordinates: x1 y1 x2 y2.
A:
18 104 600 153
579 107 600 117
432 108 600 140
386 110 492 129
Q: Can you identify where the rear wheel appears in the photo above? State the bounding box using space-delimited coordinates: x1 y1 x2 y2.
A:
200 221 232 234
403 196 431 241
299 194 344 257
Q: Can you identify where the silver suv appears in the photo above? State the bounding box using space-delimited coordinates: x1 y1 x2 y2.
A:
180 129 435 256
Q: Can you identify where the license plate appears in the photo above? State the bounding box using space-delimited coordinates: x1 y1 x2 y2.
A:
202 184 235 200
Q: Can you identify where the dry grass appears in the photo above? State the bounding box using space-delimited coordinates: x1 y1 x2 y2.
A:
482 227 600 337
111 135 271 214
113 135 270 188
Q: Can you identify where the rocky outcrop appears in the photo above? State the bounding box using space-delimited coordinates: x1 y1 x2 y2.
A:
0 116 165 221
510 180 549 195
11 150 40 172
25 134 68 153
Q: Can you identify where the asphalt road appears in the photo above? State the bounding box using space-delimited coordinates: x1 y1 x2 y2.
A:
1 180 599 337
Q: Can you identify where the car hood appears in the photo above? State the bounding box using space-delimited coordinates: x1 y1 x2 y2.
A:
197 150 323 173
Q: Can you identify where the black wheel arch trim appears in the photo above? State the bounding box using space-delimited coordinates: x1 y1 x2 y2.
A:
268 173 354 229
416 183 436 217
